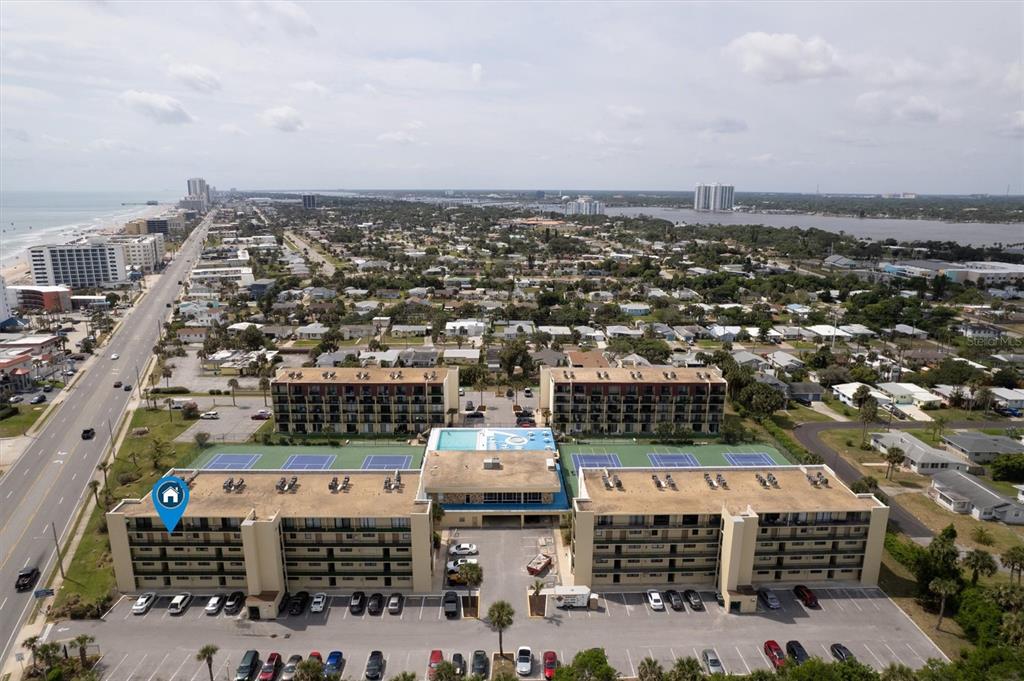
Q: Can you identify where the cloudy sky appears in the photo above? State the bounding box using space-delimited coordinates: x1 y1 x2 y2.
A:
1 1 1021 194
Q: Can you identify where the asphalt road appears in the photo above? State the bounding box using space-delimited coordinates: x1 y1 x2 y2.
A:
793 419 1014 541
0 216 211 664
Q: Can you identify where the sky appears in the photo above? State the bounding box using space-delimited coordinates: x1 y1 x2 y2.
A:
1 1 1022 195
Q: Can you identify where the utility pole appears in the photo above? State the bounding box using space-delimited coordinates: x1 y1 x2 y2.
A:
134 364 143 398
51 522 65 579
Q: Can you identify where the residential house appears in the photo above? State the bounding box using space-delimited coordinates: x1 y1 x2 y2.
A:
670 350 706 368
839 324 876 339
755 373 790 399
771 325 804 341
391 324 432 338
443 348 481 365
789 382 824 404
875 382 943 408
360 349 402 367
337 324 375 340
805 325 852 341
942 433 1024 465
619 302 651 316
707 325 741 342
175 326 210 344
315 350 360 367
870 431 971 475
398 348 439 368
928 471 1024 524
745 327 783 343
767 351 804 372
445 319 487 337
354 300 380 314
732 350 768 371
537 325 573 339
531 348 567 368
991 387 1024 411
886 324 928 340
501 320 535 338
832 382 892 409
957 323 1003 340
605 325 643 339
296 322 329 340
573 326 606 343
566 349 609 368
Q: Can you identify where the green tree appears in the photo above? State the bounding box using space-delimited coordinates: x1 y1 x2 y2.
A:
664 656 703 681
971 525 994 546
1002 545 1024 584
194 431 211 448
930 577 960 630
852 384 872 408
554 649 618 681
1002 610 1024 647
259 377 271 406
88 479 103 510
915 525 962 599
849 476 879 493
487 600 515 657
73 633 95 670
196 644 218 681
962 549 998 586
227 378 239 406
637 657 663 681
883 447 905 480
736 382 785 420
459 562 483 589
22 635 40 672
858 397 878 444
433 661 460 681
879 663 917 681
294 657 326 681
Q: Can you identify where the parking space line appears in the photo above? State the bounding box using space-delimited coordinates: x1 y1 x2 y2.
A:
213 658 229 681
756 645 771 668
125 654 149 680
146 653 170 681
820 643 831 660
624 649 635 677
863 644 885 668
883 643 900 664
168 653 191 681
735 647 749 674
104 653 129 680
905 643 926 666
863 589 881 610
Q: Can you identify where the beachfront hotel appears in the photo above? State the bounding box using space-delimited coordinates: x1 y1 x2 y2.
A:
570 465 888 612
271 367 460 435
28 237 129 288
107 469 432 619
538 367 727 435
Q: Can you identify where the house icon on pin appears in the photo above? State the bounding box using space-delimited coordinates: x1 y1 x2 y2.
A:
160 484 181 507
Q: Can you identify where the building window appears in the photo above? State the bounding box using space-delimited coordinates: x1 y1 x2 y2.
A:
359 518 376 529
628 515 644 526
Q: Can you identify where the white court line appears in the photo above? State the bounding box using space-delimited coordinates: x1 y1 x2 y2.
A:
104 653 129 681
145 653 171 681
735 647 750 674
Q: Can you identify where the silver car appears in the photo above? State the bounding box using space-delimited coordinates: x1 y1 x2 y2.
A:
515 647 532 676
758 588 781 610
702 649 725 675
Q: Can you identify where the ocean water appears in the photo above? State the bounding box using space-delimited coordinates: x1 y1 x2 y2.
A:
0 190 181 269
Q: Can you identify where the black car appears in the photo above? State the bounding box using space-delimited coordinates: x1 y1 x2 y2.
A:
683 589 704 611
471 651 489 677
452 653 466 677
786 641 810 665
277 591 291 615
443 590 460 619
349 591 367 615
664 589 685 611
288 591 310 615
15 567 40 591
81 428 96 440
234 650 260 681
41 385 53 393
224 591 245 615
123 384 132 391
830 644 855 662
367 593 385 615
30 394 46 404
365 650 385 680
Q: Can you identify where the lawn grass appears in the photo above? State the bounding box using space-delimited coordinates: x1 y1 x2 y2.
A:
820 430 928 489
927 408 1004 422
0 404 46 437
52 407 197 615
777 404 832 424
907 429 944 448
893 492 1024 555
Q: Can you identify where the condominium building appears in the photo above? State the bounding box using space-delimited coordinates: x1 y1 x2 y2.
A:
538 367 727 435
189 266 255 287
186 177 211 211
28 237 128 288
107 469 432 618
571 466 888 612
145 213 186 235
0 276 10 323
694 183 735 212
564 196 605 216
302 194 318 210
271 367 459 435
6 285 72 312
111 234 165 273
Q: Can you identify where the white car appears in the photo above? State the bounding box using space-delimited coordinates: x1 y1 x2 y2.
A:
515 647 532 676
310 592 328 613
131 592 156 615
200 411 219 419
8 395 23 404
204 594 224 615
446 558 479 573
167 593 193 615
646 589 665 611
110 353 119 360
449 543 478 556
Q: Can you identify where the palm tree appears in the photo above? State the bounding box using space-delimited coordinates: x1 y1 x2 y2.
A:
196 644 219 681
447 407 458 427
162 365 173 388
259 377 271 406
227 378 239 406
391 673 418 681
96 461 110 493
962 549 998 586
991 583 1024 612
88 479 103 509
37 643 61 675
151 437 172 471
73 633 95 670
22 635 40 672
1002 546 1024 584
458 562 483 589
294 657 325 681
638 657 664 681
858 397 878 445
852 384 872 409
531 579 544 597
929 577 959 630
666 656 703 681
1002 610 1024 647
931 415 948 441
884 447 905 480
487 600 515 657
880 663 918 681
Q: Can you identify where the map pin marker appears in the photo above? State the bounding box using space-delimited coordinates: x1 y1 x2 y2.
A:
152 476 189 533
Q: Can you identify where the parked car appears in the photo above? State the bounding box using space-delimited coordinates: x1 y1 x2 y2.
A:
41 384 53 393
793 585 819 608
830 643 855 662
516 419 536 427
449 543 478 556
324 651 344 676
8 395 23 404
543 651 557 680
235 651 260 681
113 381 123 388
110 353 119 360
428 650 444 680
365 651 385 680
701 649 725 675
14 566 40 592
280 655 303 681
452 653 466 677
131 592 156 615
367 593 385 615
786 641 810 665
288 591 310 615
516 648 532 676
30 394 46 404
251 409 272 420
758 588 781 610
664 589 685 611
465 411 485 420
443 590 460 619
524 388 533 397
200 410 220 419
646 589 665 611
387 593 404 615
81 428 95 440
683 589 704 611
349 591 367 615
123 384 132 391
763 641 786 670
205 594 225 615
258 653 281 681
309 652 322 664
167 593 193 615
224 591 245 615
310 592 328 613
446 558 479 572
471 651 489 677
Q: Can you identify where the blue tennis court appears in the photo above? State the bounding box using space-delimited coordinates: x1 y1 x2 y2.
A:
361 455 412 470
203 453 260 470
648 453 699 468
283 454 337 470
571 453 622 470
724 452 778 467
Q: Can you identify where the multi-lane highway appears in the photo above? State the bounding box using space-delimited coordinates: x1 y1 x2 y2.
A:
0 216 210 664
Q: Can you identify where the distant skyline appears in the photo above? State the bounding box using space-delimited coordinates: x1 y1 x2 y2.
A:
1 1 1022 194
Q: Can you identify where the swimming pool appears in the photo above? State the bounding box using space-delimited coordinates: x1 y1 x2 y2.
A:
432 427 556 451
435 429 481 450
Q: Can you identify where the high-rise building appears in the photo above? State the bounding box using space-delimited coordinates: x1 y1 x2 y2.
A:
145 213 186 235
302 194 318 210
694 183 735 212
28 237 128 288
0 276 12 323
110 234 165 273
564 196 605 216
185 177 211 211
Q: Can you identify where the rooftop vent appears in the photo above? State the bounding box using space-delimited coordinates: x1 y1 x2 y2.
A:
329 476 339 492
612 474 623 490
665 474 676 489
341 475 350 490
483 457 501 470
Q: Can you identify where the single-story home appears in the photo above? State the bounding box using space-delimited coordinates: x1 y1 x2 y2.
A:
391 324 432 337
771 326 804 340
296 322 329 340
839 324 876 339
767 350 803 372
707 325 741 342
537 325 573 339
789 382 824 404
398 348 439 367
732 350 768 370
870 431 972 475
804 324 852 340
991 387 1024 411
941 432 1024 465
832 382 892 409
445 319 487 337
443 348 481 365
755 373 789 399
606 325 644 339
875 382 943 408
619 302 652 316
928 470 1024 524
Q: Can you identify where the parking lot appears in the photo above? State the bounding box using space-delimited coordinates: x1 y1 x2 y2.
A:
171 397 271 443
54 582 944 680
440 527 560 604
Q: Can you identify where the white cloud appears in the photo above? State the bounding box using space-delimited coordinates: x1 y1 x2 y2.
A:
243 0 316 36
377 130 417 144
997 110 1024 138
607 104 645 121
167 62 222 92
1 84 60 104
85 138 140 153
118 90 195 124
726 32 844 82
702 116 748 135
750 152 778 164
855 91 958 123
1005 62 1024 94
470 62 484 84
260 105 305 132
292 80 328 95
827 130 881 148
218 123 247 135
4 127 31 142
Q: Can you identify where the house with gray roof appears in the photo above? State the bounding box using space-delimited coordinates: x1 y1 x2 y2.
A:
732 350 768 371
928 470 1024 525
870 431 973 475
767 350 803 372
789 382 824 404
941 432 1024 465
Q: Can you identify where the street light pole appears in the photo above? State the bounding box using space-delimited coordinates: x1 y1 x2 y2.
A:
51 522 65 579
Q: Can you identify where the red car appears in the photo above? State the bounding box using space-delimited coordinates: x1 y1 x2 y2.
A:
258 653 281 681
764 640 786 670
428 650 443 680
543 651 557 680
309 652 322 664
793 584 819 608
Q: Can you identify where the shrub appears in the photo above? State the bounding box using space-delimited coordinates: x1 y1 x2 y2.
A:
116 471 140 485
955 587 1004 646
972 525 995 546
885 532 925 571
0 405 18 421
149 386 190 395
763 419 822 465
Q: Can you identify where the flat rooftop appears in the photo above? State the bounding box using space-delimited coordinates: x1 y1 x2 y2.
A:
543 367 725 384
576 466 880 515
274 367 453 385
421 449 561 493
116 469 425 521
